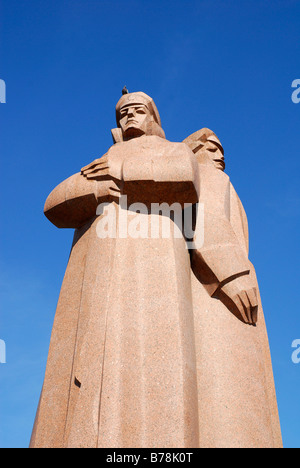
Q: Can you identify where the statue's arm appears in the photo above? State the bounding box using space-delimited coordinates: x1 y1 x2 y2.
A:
191 211 251 295
44 173 101 228
122 142 200 205
191 166 258 325
191 216 258 325
81 143 199 206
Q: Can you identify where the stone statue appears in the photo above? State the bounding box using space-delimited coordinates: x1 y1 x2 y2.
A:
30 91 282 448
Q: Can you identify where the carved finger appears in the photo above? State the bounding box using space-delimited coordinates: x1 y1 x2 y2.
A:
246 289 258 325
233 294 248 324
239 290 252 324
91 157 108 167
251 305 258 325
83 163 109 176
81 158 102 173
109 186 121 198
247 288 258 308
81 155 109 173
86 168 110 179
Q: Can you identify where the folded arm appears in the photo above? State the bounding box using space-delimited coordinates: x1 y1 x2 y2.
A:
81 142 200 206
44 173 100 229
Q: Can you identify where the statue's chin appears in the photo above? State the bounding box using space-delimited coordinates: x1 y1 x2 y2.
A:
123 126 145 141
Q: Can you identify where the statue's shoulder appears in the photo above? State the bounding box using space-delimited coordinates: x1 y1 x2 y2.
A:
159 137 195 154
108 136 195 161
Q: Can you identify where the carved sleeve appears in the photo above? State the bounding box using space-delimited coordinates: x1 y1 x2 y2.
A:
44 173 100 229
191 166 250 296
122 142 200 205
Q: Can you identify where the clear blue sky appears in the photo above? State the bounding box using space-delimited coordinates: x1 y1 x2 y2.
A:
0 0 299 448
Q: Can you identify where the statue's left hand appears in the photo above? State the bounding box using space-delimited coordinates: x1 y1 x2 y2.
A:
218 275 258 325
81 154 122 181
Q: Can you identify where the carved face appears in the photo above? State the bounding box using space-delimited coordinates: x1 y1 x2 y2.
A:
119 104 153 140
202 140 225 171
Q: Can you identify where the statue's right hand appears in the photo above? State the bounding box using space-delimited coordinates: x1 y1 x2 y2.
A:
81 154 123 200
81 153 122 181
81 157 104 178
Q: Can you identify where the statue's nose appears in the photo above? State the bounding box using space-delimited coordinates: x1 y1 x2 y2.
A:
127 107 136 118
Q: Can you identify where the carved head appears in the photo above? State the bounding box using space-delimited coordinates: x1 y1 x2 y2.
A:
114 92 165 142
183 128 225 171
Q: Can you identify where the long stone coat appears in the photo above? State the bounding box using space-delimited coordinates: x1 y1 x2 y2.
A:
30 135 282 448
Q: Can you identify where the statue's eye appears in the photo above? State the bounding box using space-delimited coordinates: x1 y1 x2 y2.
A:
136 109 146 114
